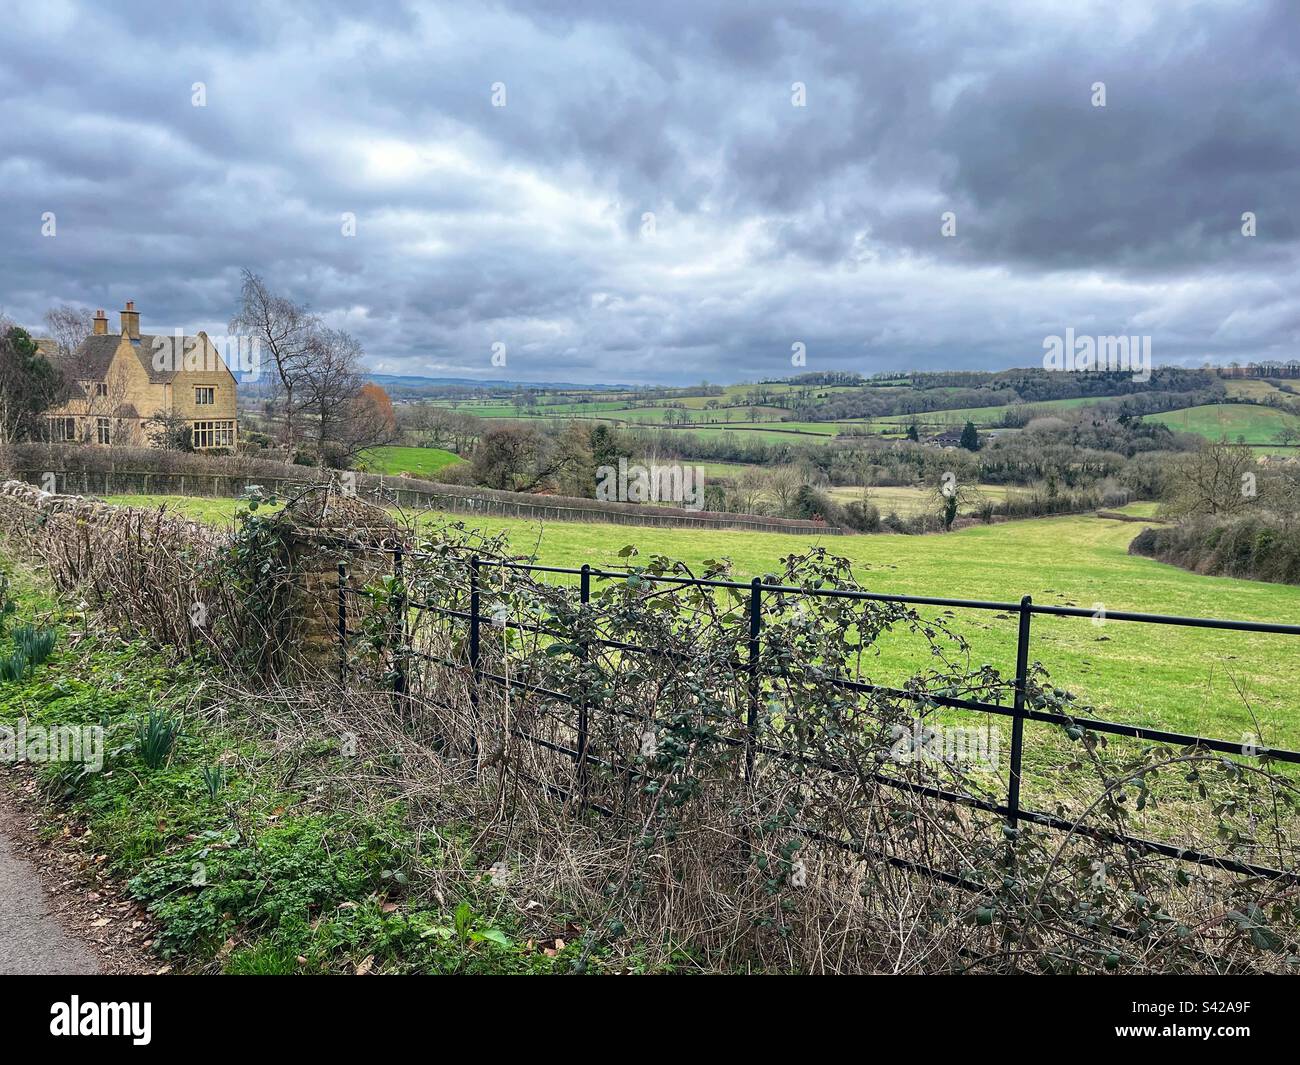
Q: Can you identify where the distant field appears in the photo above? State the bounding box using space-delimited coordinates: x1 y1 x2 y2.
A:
875 395 1116 428
1145 403 1300 448
827 483 1013 516
358 446 464 478
422 388 1149 450
1222 379 1290 400
431 399 628 417
695 461 763 479
109 494 1300 754
593 405 791 425
575 422 850 446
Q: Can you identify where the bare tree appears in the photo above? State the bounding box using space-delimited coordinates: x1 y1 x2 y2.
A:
229 269 317 449
733 467 769 514
323 384 400 465
42 305 94 363
927 477 987 531
766 465 805 513
299 327 363 456
1274 425 1300 449
447 411 484 455
400 402 441 447
1161 442 1259 519
470 424 575 492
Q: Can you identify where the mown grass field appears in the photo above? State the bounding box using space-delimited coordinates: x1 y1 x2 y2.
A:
1145 403 1300 448
358 446 464 478
105 494 1300 754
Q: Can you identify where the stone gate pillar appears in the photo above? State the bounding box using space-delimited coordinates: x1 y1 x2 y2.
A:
280 485 401 677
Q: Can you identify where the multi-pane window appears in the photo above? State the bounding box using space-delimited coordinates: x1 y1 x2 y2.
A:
191 420 235 449
96 417 111 445
49 417 77 442
195 386 215 405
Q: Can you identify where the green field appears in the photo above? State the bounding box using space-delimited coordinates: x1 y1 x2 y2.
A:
480 417 853 446
1145 403 1300 448
104 494 1300 753
589 405 791 424
427 388 1147 451
826 483 1013 516
695 461 764 479
624 422 848 445
875 395 1116 429
1223 379 1291 401
358 446 464 478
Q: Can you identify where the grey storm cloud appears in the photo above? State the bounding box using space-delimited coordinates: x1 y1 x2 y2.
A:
2 0 1297 384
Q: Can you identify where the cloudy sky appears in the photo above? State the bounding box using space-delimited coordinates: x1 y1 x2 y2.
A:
3 0 1298 384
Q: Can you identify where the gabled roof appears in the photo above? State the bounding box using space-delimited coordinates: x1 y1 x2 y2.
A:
53 333 219 385
50 334 120 381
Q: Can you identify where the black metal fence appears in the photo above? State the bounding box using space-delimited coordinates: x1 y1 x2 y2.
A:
337 547 1300 886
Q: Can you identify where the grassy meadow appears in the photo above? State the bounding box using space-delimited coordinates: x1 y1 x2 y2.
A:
1145 402 1300 449
105 493 1300 755
826 483 1013 515
357 445 464 478
874 395 1114 429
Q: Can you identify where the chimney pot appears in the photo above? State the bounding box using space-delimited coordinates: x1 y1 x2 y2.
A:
93 308 108 336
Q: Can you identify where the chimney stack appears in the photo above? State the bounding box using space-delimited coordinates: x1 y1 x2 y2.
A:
119 300 140 339
93 309 108 335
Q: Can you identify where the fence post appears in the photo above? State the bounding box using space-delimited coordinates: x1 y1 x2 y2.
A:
1007 595 1032 828
392 546 407 711
337 560 348 684
746 577 763 784
469 555 481 755
577 564 591 800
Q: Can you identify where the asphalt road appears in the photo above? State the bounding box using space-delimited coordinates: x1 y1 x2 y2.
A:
0 812 99 975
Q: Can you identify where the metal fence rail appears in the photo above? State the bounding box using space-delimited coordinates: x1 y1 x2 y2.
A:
337 547 1300 885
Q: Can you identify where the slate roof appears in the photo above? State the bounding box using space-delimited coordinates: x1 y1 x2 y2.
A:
52 333 215 386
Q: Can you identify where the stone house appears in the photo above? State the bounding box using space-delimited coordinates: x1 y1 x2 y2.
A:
41 301 238 450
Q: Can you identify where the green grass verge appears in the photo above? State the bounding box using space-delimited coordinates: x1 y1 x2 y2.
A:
0 555 573 975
